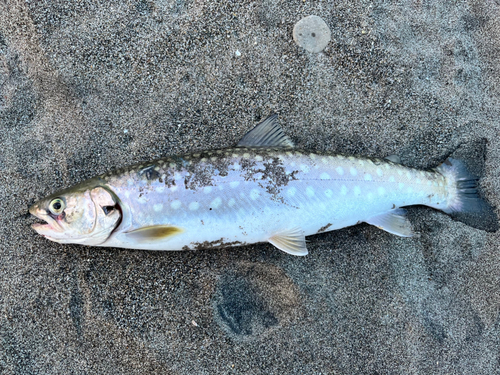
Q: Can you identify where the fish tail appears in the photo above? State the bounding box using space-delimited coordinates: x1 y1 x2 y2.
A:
436 157 498 231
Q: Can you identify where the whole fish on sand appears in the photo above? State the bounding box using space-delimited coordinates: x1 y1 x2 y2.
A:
30 115 494 255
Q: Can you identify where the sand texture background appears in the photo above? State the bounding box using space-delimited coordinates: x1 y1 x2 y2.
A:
1 1 500 374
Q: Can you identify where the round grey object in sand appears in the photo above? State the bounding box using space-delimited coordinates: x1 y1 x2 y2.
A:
293 15 331 53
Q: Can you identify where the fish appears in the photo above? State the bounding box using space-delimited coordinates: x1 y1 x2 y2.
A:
29 114 493 255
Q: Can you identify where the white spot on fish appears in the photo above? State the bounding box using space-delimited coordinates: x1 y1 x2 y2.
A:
287 187 297 197
398 183 405 189
439 182 443 187
171 185 178 192
397 170 403 176
153 204 163 212
350 167 358 176
128 179 134 186
336 167 344 175
367 192 373 200
230 181 240 188
156 186 165 193
358 160 365 166
291 162 296 167
189 202 199 210
354 186 361 196
232 163 241 171
137 196 147 204
322 157 328 164
228 198 236 207
174 172 182 180
232 153 239 158
154 166 160 171
364 174 372 181
210 197 222 209
211 157 217 161
389 176 395 182
300 164 310 173
171 200 182 209
306 186 315 197
250 189 260 200
376 168 383 177
169 163 176 168
341 185 347 195
407 187 413 193
255 155 263 162
378 187 385 196
309 153 316 160
338 155 345 160
406 171 412 179
204 186 213 194
243 153 250 158
416 179 421 184
320 173 330 180
124 191 130 198
201 158 207 162
324 189 333 198
427 181 432 186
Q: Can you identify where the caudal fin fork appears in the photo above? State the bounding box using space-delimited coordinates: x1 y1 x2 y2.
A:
436 157 498 232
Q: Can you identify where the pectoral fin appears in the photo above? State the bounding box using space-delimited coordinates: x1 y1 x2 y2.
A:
268 227 308 256
237 114 295 148
365 208 414 237
125 225 184 243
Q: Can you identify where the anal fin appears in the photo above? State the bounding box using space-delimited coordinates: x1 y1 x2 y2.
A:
268 227 308 256
125 225 184 243
365 208 414 237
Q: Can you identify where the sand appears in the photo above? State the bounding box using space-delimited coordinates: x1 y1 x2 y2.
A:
1 1 499 373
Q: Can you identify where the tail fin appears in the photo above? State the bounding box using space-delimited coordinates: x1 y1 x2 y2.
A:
436 157 498 232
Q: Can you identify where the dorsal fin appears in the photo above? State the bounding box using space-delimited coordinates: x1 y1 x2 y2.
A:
237 114 295 148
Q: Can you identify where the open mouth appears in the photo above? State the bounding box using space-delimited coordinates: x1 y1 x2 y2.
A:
29 206 62 234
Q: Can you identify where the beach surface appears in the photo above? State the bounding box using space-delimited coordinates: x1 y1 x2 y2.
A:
1 1 499 373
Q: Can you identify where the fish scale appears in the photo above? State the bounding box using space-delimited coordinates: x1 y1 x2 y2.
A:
30 115 487 255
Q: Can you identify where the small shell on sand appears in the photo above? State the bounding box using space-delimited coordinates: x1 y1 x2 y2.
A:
293 15 331 53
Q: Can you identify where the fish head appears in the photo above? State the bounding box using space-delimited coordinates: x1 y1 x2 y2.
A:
29 183 121 246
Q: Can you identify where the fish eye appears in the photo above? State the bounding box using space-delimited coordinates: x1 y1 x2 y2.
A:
49 198 65 215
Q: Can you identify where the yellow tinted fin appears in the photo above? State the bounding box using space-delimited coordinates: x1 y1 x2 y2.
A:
365 208 414 237
268 227 308 256
125 225 184 242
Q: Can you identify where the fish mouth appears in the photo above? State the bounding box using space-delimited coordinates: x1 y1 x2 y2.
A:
29 206 63 235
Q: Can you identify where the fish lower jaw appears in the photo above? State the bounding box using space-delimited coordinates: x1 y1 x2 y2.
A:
31 222 63 235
